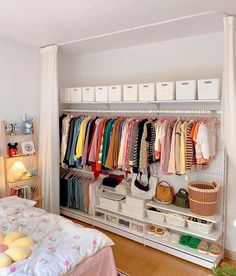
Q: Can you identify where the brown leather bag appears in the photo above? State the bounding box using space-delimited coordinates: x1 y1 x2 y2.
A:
154 181 174 204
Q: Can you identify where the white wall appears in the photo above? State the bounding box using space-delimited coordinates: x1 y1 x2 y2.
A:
59 31 236 252
0 37 40 195
0 37 40 122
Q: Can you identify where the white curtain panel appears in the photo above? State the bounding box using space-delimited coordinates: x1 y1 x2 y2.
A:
222 16 236 170
39 45 59 214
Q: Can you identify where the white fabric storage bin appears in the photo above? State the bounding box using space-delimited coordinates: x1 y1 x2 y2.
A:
60 88 71 102
121 202 146 218
187 219 213 234
146 208 165 222
138 83 155 101
125 195 148 208
95 86 108 102
108 85 122 102
176 80 197 100
70 87 82 102
99 197 121 211
156 82 175 100
82 87 95 102
197 79 220 100
123 84 138 101
165 212 187 228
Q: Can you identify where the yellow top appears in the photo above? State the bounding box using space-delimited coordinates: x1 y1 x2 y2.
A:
75 117 90 159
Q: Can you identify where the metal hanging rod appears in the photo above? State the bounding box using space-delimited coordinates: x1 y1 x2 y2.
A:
60 109 221 114
57 11 230 46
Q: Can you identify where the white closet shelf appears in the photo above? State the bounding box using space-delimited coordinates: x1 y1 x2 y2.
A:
95 204 221 241
60 100 220 104
146 201 222 224
145 218 221 242
144 233 220 263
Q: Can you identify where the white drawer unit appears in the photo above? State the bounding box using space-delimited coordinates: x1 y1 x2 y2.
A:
138 83 155 101
95 86 108 102
70 87 82 102
156 81 175 101
197 79 221 100
99 196 121 211
60 88 71 103
108 85 122 102
176 80 197 100
123 84 138 101
82 87 95 102
126 195 148 208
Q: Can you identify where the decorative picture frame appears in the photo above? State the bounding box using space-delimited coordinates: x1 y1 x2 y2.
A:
21 141 35 155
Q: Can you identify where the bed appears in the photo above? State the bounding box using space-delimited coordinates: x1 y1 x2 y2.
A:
0 196 117 276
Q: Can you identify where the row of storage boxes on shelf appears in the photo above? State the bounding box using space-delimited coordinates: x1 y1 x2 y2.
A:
60 78 220 102
99 195 214 235
94 210 144 235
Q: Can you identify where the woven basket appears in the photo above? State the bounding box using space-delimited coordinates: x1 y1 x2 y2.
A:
188 181 220 216
187 219 213 234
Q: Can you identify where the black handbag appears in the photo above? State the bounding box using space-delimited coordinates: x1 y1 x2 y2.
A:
134 168 151 192
173 188 189 208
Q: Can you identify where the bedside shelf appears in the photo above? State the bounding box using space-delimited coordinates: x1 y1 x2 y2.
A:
8 175 39 184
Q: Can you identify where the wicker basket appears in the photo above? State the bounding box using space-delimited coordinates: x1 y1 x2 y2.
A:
187 219 213 234
165 212 187 228
188 181 220 216
146 208 165 222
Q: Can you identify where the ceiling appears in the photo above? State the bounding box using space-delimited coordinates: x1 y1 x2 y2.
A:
0 0 235 49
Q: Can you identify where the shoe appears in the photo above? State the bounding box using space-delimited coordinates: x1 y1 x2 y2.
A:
162 231 171 242
154 227 166 237
147 224 156 235
208 244 223 256
170 233 180 244
198 241 210 254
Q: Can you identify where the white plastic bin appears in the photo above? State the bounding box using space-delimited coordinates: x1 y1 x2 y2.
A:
95 86 108 102
82 87 95 102
60 88 71 103
108 85 122 102
138 83 155 101
156 82 175 101
198 79 220 100
70 87 82 102
176 80 197 100
123 84 138 101
99 197 121 211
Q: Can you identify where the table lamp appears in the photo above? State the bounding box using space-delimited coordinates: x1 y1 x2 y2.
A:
8 161 27 182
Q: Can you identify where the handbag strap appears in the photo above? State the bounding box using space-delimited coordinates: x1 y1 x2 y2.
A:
158 181 171 187
178 188 188 196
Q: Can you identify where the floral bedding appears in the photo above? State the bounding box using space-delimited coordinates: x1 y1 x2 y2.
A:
0 197 113 276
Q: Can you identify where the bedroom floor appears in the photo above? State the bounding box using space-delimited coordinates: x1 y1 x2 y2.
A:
65 216 235 276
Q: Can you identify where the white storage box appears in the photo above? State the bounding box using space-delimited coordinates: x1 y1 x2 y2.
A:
82 87 95 102
126 195 148 208
70 87 82 102
99 197 121 211
176 80 197 100
60 88 71 103
121 202 146 219
138 83 155 101
131 222 144 234
187 219 213 234
165 212 187 228
123 84 138 101
95 86 108 102
108 85 122 102
156 82 175 101
146 208 165 222
197 79 220 100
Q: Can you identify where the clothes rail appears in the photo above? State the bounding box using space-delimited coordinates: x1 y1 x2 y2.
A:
60 109 221 114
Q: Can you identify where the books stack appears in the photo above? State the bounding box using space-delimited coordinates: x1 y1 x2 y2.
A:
10 186 37 200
